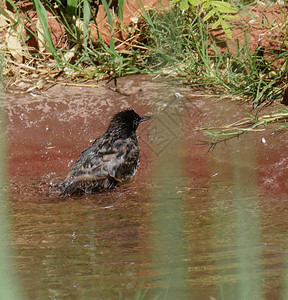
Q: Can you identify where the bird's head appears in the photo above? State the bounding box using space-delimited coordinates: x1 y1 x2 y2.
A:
107 109 152 137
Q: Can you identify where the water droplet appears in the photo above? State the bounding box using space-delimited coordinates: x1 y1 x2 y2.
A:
67 159 74 167
174 92 183 98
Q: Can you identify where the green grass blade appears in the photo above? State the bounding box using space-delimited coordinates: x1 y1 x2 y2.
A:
83 0 91 50
31 0 60 62
100 0 115 51
118 0 124 21
136 0 154 28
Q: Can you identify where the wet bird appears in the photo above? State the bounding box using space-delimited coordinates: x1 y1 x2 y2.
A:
60 109 152 196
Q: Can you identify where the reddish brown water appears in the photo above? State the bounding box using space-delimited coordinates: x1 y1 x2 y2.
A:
5 75 288 299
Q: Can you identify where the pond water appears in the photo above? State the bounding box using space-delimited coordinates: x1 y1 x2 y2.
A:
4 75 288 299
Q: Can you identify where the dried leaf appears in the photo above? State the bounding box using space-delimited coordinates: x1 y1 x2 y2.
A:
36 19 46 53
0 8 17 26
6 24 23 63
64 44 79 62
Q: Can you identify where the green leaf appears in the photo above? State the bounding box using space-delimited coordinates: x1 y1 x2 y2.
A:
211 1 238 13
203 8 216 21
202 0 212 9
220 19 230 30
180 0 189 10
211 18 221 29
212 1 232 7
222 14 237 19
188 0 202 6
216 6 238 13
213 18 233 38
171 0 181 4
67 0 78 17
224 27 232 39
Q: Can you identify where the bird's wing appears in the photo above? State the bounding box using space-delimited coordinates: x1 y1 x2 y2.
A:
67 147 108 179
60 145 111 196
106 138 139 182
61 137 139 196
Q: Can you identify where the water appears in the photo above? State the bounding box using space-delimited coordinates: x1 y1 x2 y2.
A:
4 75 288 299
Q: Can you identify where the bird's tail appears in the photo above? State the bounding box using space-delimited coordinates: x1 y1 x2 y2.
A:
59 180 83 197
59 175 117 197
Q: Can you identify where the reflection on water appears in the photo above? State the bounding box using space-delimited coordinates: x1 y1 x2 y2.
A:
5 75 288 299
12 192 152 299
210 137 263 299
149 101 189 299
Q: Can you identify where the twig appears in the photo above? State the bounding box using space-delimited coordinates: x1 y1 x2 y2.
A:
46 80 100 88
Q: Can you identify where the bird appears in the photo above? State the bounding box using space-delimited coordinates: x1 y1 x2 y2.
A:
60 109 152 196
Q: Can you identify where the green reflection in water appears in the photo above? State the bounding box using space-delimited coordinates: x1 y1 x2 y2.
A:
281 256 288 298
0 88 22 299
212 136 263 299
150 106 189 299
232 140 263 300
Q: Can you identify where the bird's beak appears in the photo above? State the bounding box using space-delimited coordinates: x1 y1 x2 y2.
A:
140 116 152 123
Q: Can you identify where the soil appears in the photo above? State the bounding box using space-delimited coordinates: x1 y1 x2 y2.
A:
210 4 288 68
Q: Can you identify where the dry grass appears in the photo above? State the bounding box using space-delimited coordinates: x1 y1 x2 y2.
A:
203 111 288 148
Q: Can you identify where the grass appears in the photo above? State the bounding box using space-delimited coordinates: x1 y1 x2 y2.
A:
1 0 287 102
1 0 288 138
202 108 288 149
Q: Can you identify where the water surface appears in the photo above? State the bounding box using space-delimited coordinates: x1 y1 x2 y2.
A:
5 75 288 299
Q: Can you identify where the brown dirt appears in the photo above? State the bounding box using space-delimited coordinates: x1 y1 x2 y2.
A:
93 0 170 49
210 4 288 68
